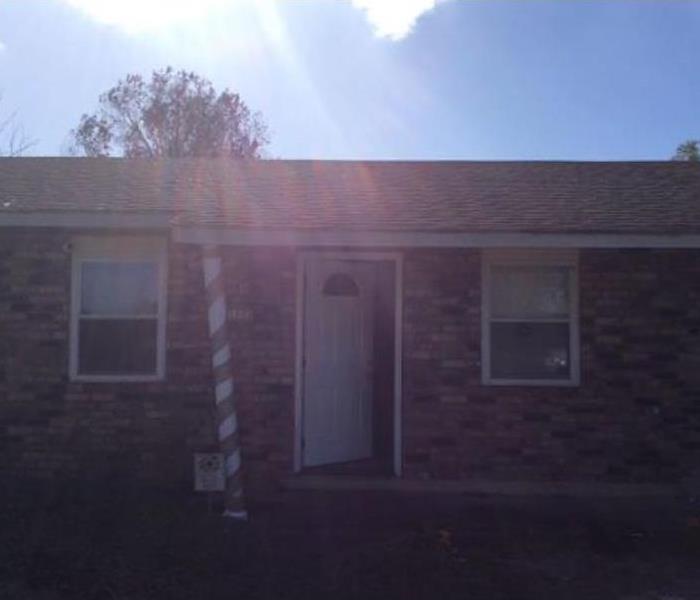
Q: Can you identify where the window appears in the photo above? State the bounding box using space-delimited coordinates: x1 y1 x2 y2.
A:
482 250 579 385
323 273 359 297
70 237 167 381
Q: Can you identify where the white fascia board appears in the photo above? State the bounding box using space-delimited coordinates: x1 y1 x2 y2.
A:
0 211 170 229
173 227 700 249
5 215 700 248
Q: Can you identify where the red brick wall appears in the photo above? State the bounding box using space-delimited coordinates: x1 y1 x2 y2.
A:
402 248 700 484
2 234 700 488
0 230 217 486
217 246 297 490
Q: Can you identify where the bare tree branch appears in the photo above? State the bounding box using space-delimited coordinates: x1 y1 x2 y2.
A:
0 97 36 157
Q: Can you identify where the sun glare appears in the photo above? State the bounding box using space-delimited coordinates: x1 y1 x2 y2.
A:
64 0 232 33
63 0 442 40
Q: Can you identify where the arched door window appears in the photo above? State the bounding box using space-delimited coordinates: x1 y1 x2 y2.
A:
322 273 359 297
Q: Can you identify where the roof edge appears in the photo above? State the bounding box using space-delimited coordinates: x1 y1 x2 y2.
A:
4 212 700 248
0 211 171 229
173 227 700 249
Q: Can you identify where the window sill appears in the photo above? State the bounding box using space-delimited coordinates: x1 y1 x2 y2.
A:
70 373 165 383
482 377 580 387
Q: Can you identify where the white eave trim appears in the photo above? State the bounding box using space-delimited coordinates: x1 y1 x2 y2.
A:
3 214 700 248
173 227 700 249
0 211 170 229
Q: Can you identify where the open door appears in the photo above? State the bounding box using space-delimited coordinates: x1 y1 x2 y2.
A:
302 258 375 467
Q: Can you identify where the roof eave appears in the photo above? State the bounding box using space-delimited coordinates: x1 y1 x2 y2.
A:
172 226 700 249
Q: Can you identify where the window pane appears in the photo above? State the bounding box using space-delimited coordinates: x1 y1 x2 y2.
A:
323 273 359 297
491 266 570 319
81 262 158 316
78 319 157 375
490 322 570 380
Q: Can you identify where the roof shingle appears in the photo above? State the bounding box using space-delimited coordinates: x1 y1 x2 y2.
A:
1 157 700 234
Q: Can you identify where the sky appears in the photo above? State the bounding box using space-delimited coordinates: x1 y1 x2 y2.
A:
1 0 700 160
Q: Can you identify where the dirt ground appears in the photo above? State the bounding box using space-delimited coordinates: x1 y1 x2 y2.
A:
1 484 700 599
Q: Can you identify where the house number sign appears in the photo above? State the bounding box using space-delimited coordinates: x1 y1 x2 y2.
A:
194 452 225 492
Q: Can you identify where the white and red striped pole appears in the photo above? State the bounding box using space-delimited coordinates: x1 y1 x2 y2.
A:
201 245 247 520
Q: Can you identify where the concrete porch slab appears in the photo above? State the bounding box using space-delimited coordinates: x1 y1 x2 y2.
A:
281 476 679 498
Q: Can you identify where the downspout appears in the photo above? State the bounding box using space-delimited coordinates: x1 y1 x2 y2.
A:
201 244 247 520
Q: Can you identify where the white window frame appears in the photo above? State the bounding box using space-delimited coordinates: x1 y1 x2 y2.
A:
481 249 580 387
69 236 168 382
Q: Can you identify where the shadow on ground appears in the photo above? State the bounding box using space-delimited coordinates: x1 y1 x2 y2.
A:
1 483 699 599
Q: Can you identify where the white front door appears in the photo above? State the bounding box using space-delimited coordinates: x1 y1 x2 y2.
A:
303 258 375 467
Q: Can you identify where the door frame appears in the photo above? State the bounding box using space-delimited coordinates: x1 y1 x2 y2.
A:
294 250 404 477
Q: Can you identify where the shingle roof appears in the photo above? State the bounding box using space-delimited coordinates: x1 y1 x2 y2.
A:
2 157 700 234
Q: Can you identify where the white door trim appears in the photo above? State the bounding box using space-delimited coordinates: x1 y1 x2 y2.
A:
294 250 403 477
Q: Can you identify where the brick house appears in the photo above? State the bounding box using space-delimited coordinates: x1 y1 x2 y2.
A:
2 158 700 496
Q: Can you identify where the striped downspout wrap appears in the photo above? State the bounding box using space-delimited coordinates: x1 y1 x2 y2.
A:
201 245 247 520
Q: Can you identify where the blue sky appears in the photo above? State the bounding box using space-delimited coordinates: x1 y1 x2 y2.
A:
1 0 700 160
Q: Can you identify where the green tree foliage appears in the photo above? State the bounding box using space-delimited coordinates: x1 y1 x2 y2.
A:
70 67 268 158
672 139 700 161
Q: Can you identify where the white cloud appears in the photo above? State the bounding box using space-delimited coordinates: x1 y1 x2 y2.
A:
0 41 6 53
351 0 443 40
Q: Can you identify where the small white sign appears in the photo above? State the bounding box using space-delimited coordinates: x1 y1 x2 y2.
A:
194 453 225 492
